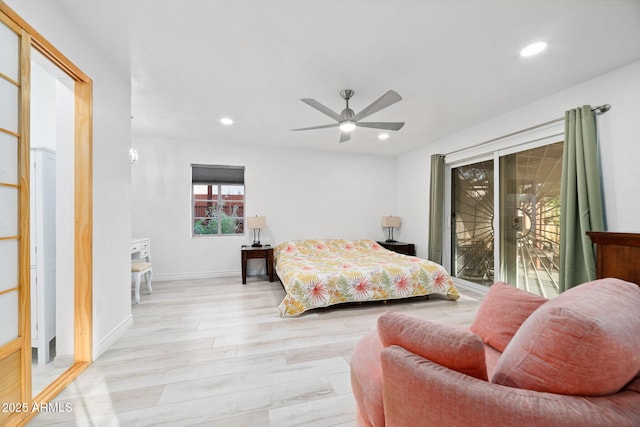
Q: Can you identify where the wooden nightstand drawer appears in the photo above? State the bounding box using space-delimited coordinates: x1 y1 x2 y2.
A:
377 241 416 256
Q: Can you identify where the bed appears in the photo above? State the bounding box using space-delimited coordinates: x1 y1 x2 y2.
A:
274 239 459 316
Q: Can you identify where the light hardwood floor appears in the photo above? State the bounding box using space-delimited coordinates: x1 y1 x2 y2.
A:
28 276 484 426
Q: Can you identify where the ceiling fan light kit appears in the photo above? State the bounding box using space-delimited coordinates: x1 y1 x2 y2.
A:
292 89 405 143
339 121 356 132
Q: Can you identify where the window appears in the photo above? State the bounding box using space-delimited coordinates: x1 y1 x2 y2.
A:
447 141 563 298
191 165 245 236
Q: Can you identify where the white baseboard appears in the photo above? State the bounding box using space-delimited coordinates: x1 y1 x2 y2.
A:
93 314 133 360
453 277 490 294
153 270 241 282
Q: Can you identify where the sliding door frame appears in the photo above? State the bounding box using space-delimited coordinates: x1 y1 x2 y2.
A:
0 2 93 425
442 129 564 291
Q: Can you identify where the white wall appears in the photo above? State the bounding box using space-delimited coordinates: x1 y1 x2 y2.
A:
397 59 640 260
6 0 133 359
30 57 76 357
131 139 397 279
54 78 75 356
30 61 56 151
135 60 640 280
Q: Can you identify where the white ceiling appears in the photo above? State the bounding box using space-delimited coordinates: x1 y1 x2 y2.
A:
57 0 640 156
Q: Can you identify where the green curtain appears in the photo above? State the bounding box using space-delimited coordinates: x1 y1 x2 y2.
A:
559 106 605 292
428 154 445 263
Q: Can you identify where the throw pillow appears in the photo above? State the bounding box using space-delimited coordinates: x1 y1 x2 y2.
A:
492 278 640 396
377 312 487 380
470 281 547 352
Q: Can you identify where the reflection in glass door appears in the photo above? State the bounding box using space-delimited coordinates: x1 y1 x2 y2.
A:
452 160 495 285
30 50 76 397
499 143 563 298
451 142 563 298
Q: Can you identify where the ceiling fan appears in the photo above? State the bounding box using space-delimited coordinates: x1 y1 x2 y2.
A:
291 89 405 143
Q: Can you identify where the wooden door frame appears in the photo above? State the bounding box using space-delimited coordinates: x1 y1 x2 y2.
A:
0 2 93 425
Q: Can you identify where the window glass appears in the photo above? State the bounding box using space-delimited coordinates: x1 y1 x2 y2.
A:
192 165 245 236
498 142 562 298
452 160 494 285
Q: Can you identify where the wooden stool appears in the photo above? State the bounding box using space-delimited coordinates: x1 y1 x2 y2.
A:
131 261 153 304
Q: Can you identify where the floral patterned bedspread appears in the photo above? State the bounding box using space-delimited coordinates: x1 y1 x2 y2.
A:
274 239 459 316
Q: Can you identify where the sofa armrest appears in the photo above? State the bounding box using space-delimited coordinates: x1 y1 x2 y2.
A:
377 312 487 380
381 346 640 427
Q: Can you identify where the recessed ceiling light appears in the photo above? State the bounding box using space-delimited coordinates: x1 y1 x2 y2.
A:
220 117 234 126
520 41 547 57
378 133 390 141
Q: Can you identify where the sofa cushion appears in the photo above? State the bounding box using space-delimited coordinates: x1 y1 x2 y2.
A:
378 312 487 380
470 281 547 352
492 278 640 396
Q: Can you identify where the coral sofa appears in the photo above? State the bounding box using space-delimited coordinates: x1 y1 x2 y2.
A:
350 279 640 427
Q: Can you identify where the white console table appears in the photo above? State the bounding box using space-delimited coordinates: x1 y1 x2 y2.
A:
131 237 151 262
131 238 152 303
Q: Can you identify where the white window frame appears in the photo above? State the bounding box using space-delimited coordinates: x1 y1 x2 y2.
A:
191 164 245 238
191 183 245 237
442 123 564 290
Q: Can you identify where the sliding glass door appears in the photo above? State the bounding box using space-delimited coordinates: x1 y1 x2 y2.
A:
498 142 562 297
452 160 495 285
450 141 563 298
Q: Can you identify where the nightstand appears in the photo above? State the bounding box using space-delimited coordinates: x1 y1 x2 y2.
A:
377 241 416 256
241 246 275 284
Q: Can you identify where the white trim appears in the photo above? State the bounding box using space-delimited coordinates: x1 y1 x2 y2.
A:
444 151 495 169
153 270 242 282
443 164 453 273
446 152 494 168
93 314 132 360
493 152 501 282
453 277 490 294
445 120 564 164
495 133 564 158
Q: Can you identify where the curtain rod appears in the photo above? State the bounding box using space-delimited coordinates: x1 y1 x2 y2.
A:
445 104 610 157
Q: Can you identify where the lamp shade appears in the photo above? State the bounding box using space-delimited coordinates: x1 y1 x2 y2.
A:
247 215 266 229
381 216 401 228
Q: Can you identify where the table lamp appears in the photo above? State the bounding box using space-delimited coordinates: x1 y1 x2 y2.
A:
247 215 266 247
381 215 401 242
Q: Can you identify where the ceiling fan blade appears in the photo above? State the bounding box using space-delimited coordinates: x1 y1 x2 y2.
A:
339 131 351 143
356 121 405 131
301 98 342 122
291 123 339 131
351 90 402 122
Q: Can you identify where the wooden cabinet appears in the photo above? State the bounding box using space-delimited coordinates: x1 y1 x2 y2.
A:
587 232 640 286
377 241 416 256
